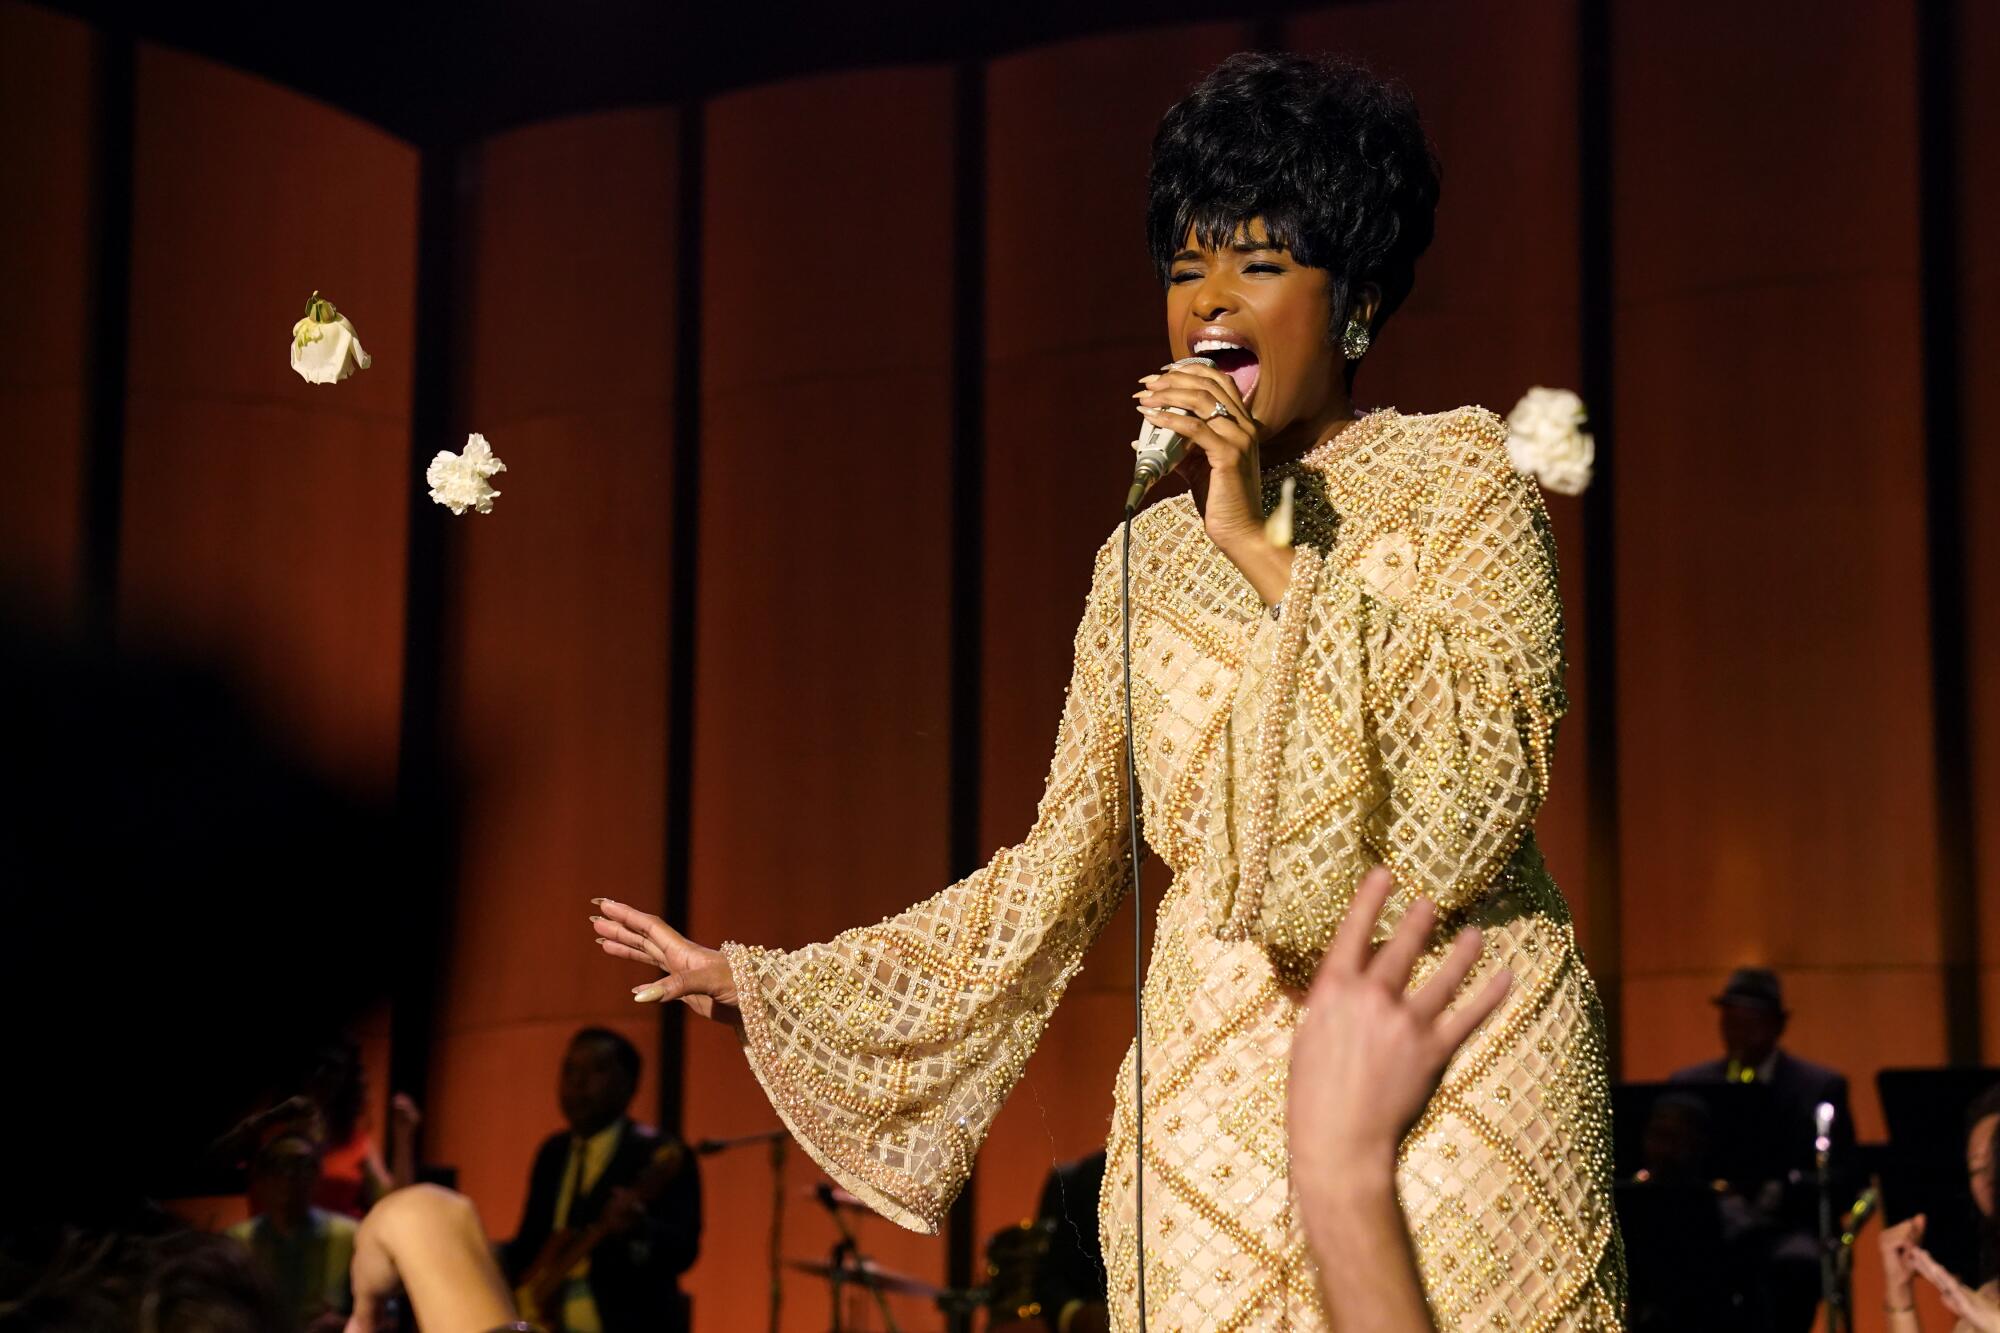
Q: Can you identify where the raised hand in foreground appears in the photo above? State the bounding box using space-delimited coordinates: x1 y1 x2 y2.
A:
589 897 741 1025
1286 866 1513 1333
345 1186 514 1333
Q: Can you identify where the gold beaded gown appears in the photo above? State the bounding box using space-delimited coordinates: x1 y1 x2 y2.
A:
721 405 1627 1330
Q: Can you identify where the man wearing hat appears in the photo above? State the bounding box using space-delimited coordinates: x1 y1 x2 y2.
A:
1671 966 1853 1332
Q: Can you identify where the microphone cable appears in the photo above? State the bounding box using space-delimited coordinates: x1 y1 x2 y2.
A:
1110 364 1214 1331
1119 501 1150 1333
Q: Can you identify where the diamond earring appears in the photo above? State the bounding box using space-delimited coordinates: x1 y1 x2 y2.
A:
1341 320 1372 361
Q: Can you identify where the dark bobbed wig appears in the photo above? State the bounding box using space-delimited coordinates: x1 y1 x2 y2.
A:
1147 52 1441 345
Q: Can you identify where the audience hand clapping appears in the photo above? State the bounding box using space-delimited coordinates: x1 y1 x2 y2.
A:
1910 1246 2000 1333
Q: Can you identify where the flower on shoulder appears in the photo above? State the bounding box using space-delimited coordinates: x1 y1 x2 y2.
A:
290 292 372 384
1505 387 1594 496
427 434 506 515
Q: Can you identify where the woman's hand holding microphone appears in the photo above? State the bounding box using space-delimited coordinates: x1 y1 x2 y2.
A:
1135 361 1293 606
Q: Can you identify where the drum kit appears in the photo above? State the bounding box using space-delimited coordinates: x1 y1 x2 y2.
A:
790 1184 1057 1333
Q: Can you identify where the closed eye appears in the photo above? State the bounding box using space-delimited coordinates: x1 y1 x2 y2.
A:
1171 262 1281 283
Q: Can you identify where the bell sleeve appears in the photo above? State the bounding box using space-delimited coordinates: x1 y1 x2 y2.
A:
720 541 1134 1233
1213 407 1568 983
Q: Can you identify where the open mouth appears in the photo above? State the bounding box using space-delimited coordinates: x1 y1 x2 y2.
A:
1192 340 1261 403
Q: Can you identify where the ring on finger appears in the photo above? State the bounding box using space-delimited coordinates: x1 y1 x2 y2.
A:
1204 400 1234 422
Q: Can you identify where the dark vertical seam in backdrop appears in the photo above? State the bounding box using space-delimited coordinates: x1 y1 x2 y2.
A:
944 56 988 1314
661 99 707 1135
1576 0 1623 1077
1918 0 1979 1064
390 142 467 1130
81 31 134 637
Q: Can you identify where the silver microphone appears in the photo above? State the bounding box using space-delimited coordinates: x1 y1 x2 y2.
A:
1125 355 1216 512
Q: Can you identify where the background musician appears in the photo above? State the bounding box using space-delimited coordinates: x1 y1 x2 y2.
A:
501 1028 701 1333
1670 967 1853 1333
225 1131 357 1332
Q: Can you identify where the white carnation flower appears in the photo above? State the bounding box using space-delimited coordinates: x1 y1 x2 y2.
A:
1505 386 1595 496
290 292 372 385
427 434 507 515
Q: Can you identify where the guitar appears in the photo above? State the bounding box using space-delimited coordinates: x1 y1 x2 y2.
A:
514 1137 689 1328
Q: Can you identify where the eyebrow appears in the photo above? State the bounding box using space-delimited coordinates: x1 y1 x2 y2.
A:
1170 240 1290 263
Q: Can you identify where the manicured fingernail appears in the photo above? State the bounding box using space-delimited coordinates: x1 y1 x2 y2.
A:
633 984 665 1002
1138 374 1159 383
590 897 607 905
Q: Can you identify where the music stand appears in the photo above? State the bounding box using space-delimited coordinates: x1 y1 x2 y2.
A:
1876 1067 2000 1282
1613 1081 1777 1188
1612 1180 1737 1330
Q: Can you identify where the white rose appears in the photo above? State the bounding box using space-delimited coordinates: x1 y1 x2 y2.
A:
290 292 372 385
426 434 507 515
1505 386 1595 497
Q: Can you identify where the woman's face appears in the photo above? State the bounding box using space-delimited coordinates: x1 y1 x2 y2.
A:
1164 217 1340 443
1971 1113 1999 1217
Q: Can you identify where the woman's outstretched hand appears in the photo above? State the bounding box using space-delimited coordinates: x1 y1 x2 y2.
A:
590 898 741 1026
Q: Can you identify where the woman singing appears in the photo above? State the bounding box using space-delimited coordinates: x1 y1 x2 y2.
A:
591 52 1626 1330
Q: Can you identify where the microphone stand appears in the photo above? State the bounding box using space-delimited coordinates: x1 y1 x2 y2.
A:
769 1135 786 1333
1813 1102 1848 1333
1836 1186 1880 1321
693 1129 790 1333
813 1185 900 1333
829 1232 851 1333
1119 503 1150 1333
1117 361 1208 1333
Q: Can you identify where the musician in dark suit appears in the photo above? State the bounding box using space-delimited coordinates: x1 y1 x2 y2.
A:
502 1028 701 1333
1670 966 1852 1333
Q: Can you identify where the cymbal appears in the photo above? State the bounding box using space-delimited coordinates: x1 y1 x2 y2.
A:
784 1256 945 1301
